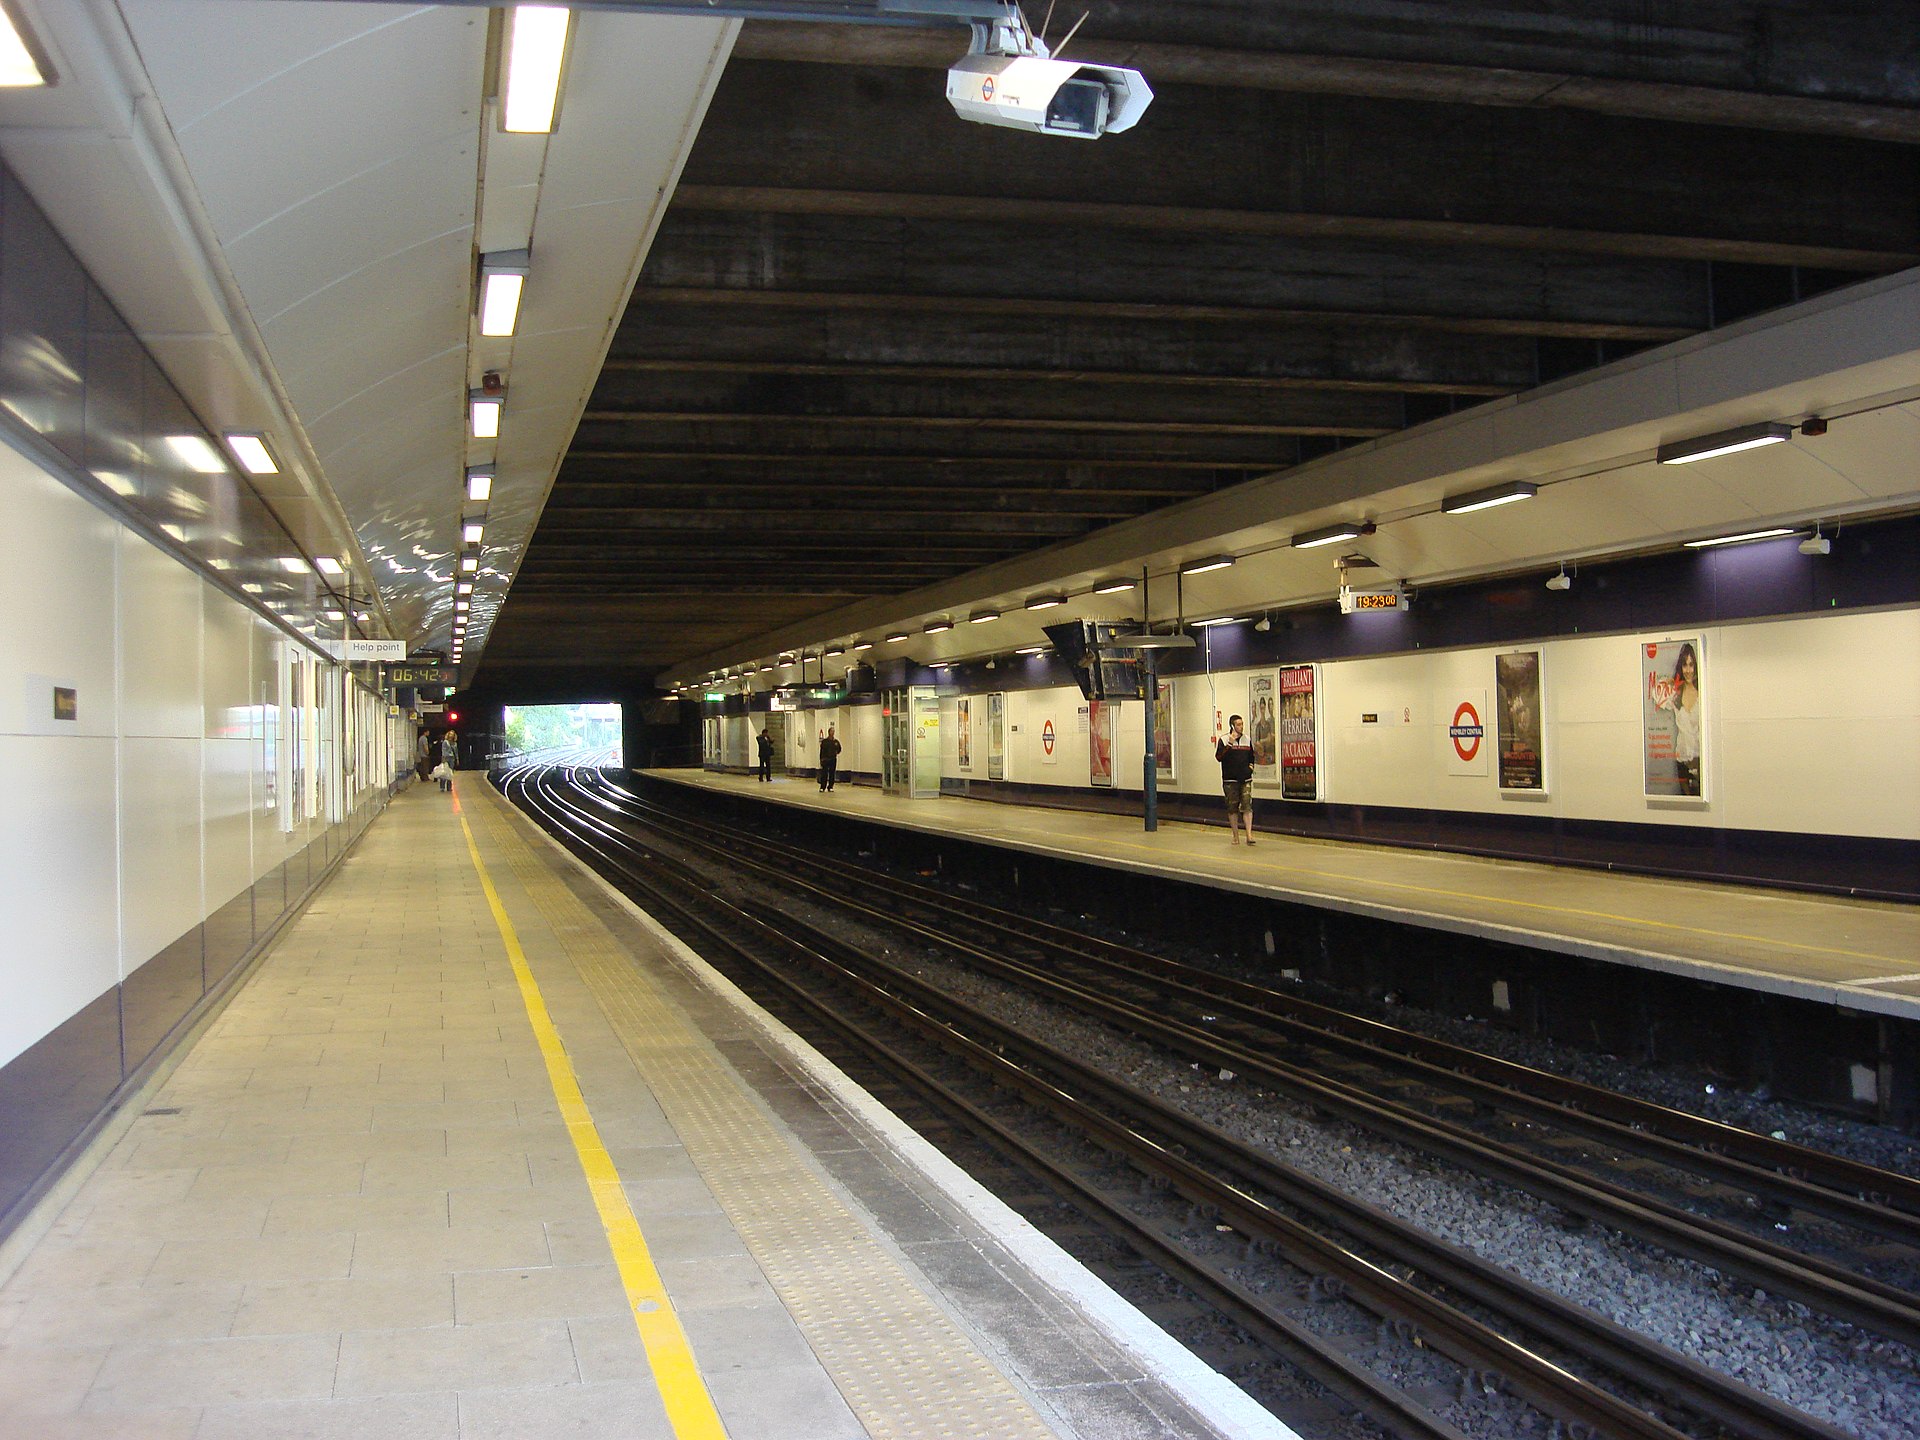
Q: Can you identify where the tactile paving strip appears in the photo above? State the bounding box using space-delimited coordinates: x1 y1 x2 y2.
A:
469 787 1058 1440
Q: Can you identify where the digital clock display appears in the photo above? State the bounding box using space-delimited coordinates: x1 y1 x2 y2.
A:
1351 591 1401 610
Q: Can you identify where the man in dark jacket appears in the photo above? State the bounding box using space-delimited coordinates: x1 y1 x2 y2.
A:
818 725 842 792
1215 713 1256 845
756 728 773 782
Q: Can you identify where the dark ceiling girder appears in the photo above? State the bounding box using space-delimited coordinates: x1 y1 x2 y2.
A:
564 449 1277 471
578 409 1391 438
670 183 1917 272
733 20 1920 143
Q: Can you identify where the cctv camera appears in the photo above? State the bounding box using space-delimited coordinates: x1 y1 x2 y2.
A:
1545 572 1572 591
1253 617 1272 632
1798 535 1831 555
946 20 1152 139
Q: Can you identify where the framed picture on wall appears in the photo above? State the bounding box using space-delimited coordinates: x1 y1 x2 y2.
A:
1495 650 1546 792
1153 678 1174 781
988 693 1005 780
1642 637 1704 799
957 697 972 771
1089 699 1114 787
1249 672 1277 780
1278 664 1319 800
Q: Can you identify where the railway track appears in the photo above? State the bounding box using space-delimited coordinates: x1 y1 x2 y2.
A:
499 763 1912 1440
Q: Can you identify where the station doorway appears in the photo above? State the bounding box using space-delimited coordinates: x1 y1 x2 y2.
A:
881 686 940 797
762 711 787 776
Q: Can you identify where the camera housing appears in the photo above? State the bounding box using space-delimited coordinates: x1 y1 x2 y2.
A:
946 53 1153 138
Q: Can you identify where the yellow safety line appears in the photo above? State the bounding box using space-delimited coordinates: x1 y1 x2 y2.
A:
458 811 728 1440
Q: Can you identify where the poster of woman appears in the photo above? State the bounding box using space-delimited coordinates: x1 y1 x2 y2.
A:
1153 678 1174 780
1089 698 1114 786
987 693 1005 780
956 697 972 770
1249 673 1277 779
1278 665 1318 800
1642 638 1704 797
1495 650 1545 791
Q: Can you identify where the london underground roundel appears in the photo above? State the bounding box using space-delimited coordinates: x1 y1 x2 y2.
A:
1450 701 1484 763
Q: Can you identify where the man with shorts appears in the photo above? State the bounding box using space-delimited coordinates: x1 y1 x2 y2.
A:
1215 713 1256 845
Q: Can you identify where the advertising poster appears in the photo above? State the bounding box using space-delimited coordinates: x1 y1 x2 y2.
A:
1279 665 1319 801
1089 698 1114 787
988 693 1005 780
1153 678 1175 781
1444 687 1490 777
1643 637 1704 798
956 697 972 771
1495 651 1545 791
1248 673 1277 779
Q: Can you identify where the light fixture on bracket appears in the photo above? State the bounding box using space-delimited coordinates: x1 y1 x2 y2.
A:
1292 521 1373 550
1178 554 1234 576
1441 480 1537 514
1656 421 1792 465
477 249 530 337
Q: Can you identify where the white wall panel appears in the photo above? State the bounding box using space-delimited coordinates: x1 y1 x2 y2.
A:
119 737 206 972
118 531 204 739
250 620 290 879
0 446 118 738
0 735 119 1069
204 736 254 913
203 589 253 741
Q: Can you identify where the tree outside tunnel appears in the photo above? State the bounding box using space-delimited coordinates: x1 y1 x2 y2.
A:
503 702 625 765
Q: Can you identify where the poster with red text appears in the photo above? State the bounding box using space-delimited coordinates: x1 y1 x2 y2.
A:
1495 651 1545 791
1642 638 1704 798
1279 665 1319 800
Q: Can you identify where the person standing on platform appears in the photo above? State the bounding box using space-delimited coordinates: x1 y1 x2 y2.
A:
1214 713 1256 846
756 728 773 782
415 728 430 782
818 725 841 792
443 729 459 770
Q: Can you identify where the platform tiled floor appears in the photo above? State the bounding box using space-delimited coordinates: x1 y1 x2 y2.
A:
0 778 1279 1440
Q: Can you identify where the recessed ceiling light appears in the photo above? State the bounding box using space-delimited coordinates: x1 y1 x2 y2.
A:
463 521 484 545
0 9 53 86
466 467 494 503
460 555 478 573
315 557 343 575
278 557 309 574
1656 422 1792 466
1441 480 1537 515
501 5 571 134
1683 528 1796 549
1179 555 1234 576
223 433 279 476
94 471 139 497
469 392 502 440
241 582 265 594
164 435 227 474
456 580 473 595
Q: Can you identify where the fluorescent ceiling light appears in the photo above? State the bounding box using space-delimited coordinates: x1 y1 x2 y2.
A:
852 640 874 651
1025 594 1065 610
466 468 494 503
923 619 953 634
1683 527 1795 549
94 471 139 497
1292 521 1366 550
760 665 774 673
1441 480 1537 515
886 632 909 643
1191 616 1247 628
460 555 478 573
241 582 265 594
1178 555 1234 576
469 392 502 439
1657 421 1792 465
164 434 227 474
502 6 571 133
969 609 1000 624
315 557 343 575
278 556 309 573
1091 578 1136 594
478 250 529 337
0 8 51 86
223 433 279 476
463 521 484 544
825 645 846 657
1015 645 1047 655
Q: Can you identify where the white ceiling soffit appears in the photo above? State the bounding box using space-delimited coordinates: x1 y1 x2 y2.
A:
1 0 735 655
677 267 1920 680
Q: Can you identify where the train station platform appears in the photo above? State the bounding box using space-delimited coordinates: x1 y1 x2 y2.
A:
648 770 1920 1024
0 778 1284 1440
